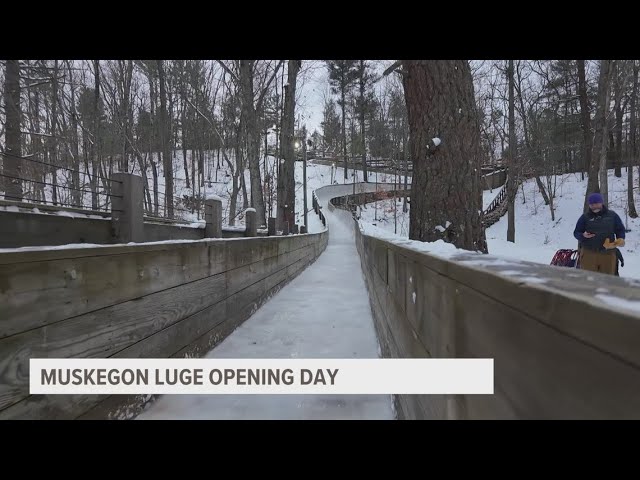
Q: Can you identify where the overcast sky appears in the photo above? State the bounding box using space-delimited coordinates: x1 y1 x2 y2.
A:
295 60 393 135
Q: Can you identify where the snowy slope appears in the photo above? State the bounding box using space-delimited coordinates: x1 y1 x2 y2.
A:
487 170 640 278
357 186 503 237
357 169 640 280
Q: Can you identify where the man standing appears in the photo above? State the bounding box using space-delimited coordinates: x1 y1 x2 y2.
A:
573 193 626 275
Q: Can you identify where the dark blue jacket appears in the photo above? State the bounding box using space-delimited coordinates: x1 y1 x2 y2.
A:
573 206 625 251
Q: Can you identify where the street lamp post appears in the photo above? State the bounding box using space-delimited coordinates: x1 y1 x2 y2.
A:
375 169 378 222
303 139 308 232
294 138 309 233
353 157 356 198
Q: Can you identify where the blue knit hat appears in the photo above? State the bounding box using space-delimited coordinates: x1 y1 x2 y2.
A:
588 192 604 204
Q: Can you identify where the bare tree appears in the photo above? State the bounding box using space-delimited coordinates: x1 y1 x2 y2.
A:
157 60 174 218
577 60 592 185
65 61 82 206
3 60 23 201
217 60 283 226
512 60 551 208
629 60 639 218
358 60 369 182
507 60 516 242
91 60 101 209
584 60 612 210
597 60 613 206
326 61 359 180
612 61 632 179
49 60 60 206
277 60 301 233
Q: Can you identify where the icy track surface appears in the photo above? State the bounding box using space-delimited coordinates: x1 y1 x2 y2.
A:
137 183 395 420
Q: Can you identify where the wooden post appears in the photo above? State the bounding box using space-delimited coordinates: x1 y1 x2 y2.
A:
111 173 143 243
205 198 223 238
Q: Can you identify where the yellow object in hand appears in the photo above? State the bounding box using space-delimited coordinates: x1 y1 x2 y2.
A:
603 238 616 250
615 238 625 247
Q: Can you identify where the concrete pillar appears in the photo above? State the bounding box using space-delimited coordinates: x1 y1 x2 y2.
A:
111 173 143 243
245 208 257 237
205 198 223 238
268 217 276 236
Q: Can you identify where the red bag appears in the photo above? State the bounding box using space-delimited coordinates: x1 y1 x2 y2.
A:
550 249 580 268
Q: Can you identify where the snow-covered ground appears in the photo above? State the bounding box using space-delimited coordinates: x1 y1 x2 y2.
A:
1 149 353 232
137 185 395 420
357 169 640 280
135 152 372 232
486 169 640 277
357 185 503 237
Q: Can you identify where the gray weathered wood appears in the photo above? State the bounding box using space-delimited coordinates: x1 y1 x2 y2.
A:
0 243 227 339
455 281 640 419
0 230 329 419
0 211 113 248
356 220 640 419
0 272 227 411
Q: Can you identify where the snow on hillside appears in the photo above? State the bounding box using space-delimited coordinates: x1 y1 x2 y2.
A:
357 169 640 280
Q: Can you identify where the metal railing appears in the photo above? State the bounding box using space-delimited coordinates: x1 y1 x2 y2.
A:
312 191 326 227
483 179 508 217
0 152 123 214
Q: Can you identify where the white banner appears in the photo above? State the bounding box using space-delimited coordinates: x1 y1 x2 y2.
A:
30 358 493 395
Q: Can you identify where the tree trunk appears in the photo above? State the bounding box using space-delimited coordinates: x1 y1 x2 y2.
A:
180 71 191 189
263 126 269 216
122 60 133 173
147 66 159 216
615 96 624 179
67 62 82 207
599 62 613 205
514 62 550 205
91 60 100 210
341 84 347 180
507 60 516 243
151 155 159 216
277 60 301 233
50 60 59 206
157 60 174 218
587 60 612 210
30 81 45 201
239 60 266 226
629 61 639 218
402 125 409 213
191 148 196 204
135 151 151 212
350 101 356 185
535 176 550 205
239 144 249 209
229 174 239 227
578 60 596 206
3 59 23 201
402 60 487 253
182 122 190 189
199 141 204 187
359 60 368 182
228 140 242 227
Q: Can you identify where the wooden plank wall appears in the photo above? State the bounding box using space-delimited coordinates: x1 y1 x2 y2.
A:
0 232 328 419
354 218 640 420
